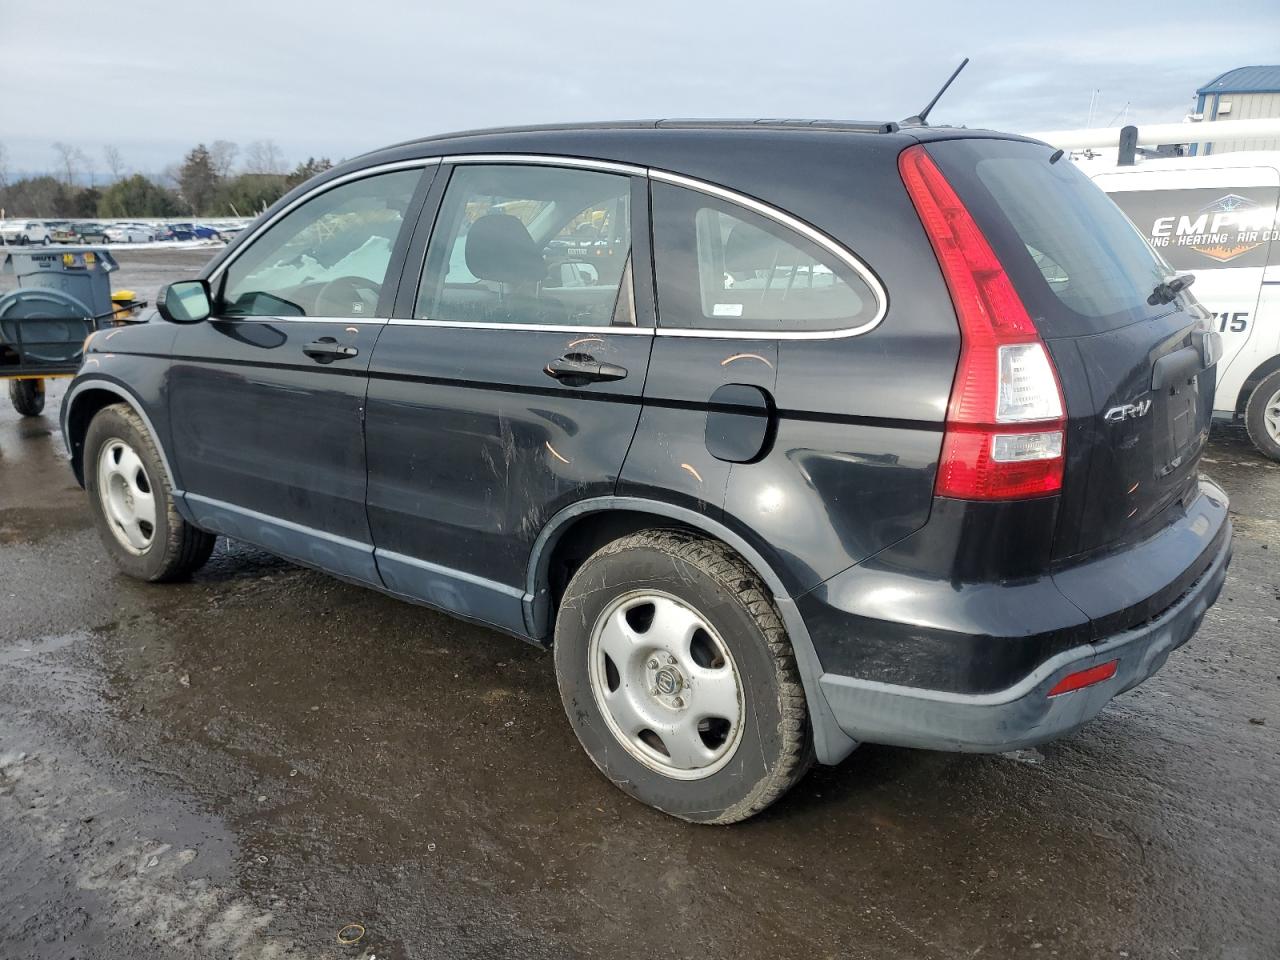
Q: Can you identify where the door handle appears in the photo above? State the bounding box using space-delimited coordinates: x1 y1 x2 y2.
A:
303 337 359 363
544 352 628 384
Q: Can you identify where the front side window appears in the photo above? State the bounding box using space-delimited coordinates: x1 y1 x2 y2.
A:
416 164 633 327
219 168 421 319
651 183 878 333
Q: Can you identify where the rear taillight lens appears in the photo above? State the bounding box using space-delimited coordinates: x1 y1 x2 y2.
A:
899 144 1066 500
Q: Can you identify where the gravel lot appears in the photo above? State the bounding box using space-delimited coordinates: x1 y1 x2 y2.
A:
1 250 1278 959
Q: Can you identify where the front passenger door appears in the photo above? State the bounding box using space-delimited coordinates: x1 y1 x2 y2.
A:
169 166 430 583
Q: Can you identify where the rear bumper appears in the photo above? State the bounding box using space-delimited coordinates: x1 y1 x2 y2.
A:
816 524 1232 752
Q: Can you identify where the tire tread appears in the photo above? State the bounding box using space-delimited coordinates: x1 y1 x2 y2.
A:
88 403 215 581
572 527 811 824
1244 370 1280 462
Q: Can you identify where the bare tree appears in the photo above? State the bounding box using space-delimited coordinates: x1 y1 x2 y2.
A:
209 140 239 180
53 141 83 186
102 144 126 182
244 139 285 175
0 142 10 190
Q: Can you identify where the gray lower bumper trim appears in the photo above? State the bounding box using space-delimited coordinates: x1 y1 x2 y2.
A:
818 529 1232 753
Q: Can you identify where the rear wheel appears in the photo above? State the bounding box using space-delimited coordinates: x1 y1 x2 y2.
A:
84 403 216 581
8 379 45 416
1245 370 1280 462
553 529 811 824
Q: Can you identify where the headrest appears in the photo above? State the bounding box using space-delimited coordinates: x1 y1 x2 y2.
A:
723 221 810 272
464 214 545 284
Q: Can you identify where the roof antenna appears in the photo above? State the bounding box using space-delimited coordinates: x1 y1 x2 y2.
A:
903 58 970 126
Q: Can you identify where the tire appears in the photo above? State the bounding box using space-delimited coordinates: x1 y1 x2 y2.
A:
1245 370 1280 462
41 235 50 246
8 379 45 417
84 403 216 582
554 529 811 824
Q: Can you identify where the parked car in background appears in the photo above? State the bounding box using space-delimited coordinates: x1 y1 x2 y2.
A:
104 223 155 243
51 222 82 244
1 220 53 245
63 120 1232 824
212 222 247 241
75 223 113 245
1090 152 1280 461
164 222 221 241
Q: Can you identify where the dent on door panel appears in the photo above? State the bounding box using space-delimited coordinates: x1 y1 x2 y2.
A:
363 324 651 631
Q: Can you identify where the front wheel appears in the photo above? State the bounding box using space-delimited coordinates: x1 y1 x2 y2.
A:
84 403 216 581
1245 370 1280 462
554 529 812 824
9 379 45 416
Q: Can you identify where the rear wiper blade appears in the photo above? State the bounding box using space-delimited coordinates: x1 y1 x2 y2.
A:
1148 273 1195 306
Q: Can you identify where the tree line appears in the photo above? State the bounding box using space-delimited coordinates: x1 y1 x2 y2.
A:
0 140 333 220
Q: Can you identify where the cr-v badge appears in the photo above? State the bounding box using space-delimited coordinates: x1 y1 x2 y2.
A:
1104 398 1154 422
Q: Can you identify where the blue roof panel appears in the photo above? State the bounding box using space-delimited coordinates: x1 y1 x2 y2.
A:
1197 65 1280 95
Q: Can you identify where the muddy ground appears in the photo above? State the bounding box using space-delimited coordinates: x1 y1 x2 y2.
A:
1 250 1278 959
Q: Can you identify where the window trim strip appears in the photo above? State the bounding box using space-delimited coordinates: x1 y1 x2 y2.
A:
646 169 888 340
208 153 888 340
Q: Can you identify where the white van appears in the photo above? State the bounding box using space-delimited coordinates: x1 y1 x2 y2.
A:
1089 153 1280 460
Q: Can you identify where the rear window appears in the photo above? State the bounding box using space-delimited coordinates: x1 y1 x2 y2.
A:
930 139 1175 336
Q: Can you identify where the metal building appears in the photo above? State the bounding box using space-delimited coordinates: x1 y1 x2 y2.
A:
1193 65 1280 154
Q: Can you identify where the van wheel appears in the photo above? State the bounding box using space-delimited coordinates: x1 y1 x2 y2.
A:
9 379 45 416
1245 370 1280 462
84 403 216 581
553 529 811 824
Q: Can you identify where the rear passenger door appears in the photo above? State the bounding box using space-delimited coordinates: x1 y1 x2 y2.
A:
364 160 653 633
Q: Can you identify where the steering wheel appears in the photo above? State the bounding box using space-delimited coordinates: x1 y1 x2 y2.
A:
313 275 381 318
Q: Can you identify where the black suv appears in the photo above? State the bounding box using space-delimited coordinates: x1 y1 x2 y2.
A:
61 121 1232 823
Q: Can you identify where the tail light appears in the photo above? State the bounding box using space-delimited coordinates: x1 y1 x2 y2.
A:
899 145 1067 500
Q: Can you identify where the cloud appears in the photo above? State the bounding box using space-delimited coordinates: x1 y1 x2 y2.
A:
0 0 1276 174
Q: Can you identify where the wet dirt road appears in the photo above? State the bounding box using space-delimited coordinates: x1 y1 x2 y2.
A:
1 251 1278 959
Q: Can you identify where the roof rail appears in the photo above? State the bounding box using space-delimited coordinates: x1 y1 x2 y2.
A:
656 118 900 134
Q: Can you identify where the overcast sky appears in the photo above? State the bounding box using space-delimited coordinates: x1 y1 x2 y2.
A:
2 0 1278 178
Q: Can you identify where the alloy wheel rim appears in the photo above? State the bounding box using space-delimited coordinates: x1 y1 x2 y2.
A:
1265 387 1280 444
587 590 744 780
96 438 156 555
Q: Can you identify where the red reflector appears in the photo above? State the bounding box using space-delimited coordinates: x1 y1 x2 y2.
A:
1047 660 1118 697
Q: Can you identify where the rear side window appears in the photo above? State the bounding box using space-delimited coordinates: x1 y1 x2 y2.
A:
650 183 878 333
930 139 1175 335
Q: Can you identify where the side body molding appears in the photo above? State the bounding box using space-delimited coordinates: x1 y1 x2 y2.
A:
524 496 859 765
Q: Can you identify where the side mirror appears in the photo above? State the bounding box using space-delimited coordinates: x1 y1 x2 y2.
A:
156 279 212 324
549 261 600 288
